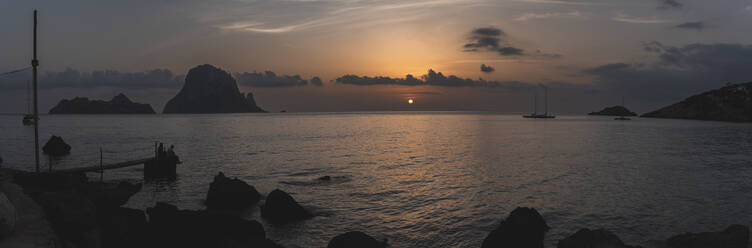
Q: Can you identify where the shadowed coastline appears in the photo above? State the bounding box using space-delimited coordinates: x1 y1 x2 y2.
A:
0 169 748 248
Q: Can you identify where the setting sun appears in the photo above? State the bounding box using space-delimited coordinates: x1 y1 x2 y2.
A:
408 99 414 104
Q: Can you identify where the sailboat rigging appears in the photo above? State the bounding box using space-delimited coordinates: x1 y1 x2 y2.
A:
523 85 556 119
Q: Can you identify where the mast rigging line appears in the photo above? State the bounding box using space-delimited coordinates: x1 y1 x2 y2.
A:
0 67 31 77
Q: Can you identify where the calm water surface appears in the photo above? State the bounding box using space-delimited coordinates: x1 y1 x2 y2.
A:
1 112 752 247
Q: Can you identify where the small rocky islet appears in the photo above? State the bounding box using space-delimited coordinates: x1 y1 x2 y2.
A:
49 93 156 114
588 106 638 117
0 169 748 248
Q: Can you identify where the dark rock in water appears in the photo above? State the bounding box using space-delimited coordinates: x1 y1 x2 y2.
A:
206 172 261 212
146 202 280 248
318 176 332 181
666 225 749 248
42 135 71 156
588 106 637 116
558 228 641 248
481 207 549 248
99 207 148 248
49 93 156 114
328 231 386 248
261 189 312 223
35 190 100 247
642 82 752 122
163 64 266 113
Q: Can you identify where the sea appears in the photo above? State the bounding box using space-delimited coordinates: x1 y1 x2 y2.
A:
1 112 751 248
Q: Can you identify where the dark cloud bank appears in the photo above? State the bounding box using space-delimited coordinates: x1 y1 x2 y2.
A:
336 69 530 89
658 0 683 10
675 22 704 31
585 42 752 101
480 64 495 73
463 27 561 58
0 68 321 89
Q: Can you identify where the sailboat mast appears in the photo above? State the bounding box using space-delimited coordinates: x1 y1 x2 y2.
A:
26 80 30 113
533 89 538 114
544 86 548 116
32 10 40 173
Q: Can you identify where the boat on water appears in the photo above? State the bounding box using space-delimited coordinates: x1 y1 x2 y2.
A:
523 85 555 119
614 97 630 121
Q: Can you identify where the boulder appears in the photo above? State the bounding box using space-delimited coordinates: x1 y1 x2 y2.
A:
318 176 332 181
146 202 279 248
481 207 549 248
328 231 386 248
205 172 261 212
42 135 71 156
35 190 100 247
0 192 16 238
666 225 749 248
558 228 641 248
100 207 148 248
260 189 311 223
163 64 265 113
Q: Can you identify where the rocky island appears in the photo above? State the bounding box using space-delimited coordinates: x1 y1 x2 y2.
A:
642 82 752 122
588 106 637 116
49 93 155 114
163 64 265 113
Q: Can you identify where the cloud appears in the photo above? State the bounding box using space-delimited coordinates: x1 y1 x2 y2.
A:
463 27 560 58
675 21 704 31
658 0 683 10
234 71 321 87
480 64 495 73
0 68 184 90
514 11 583 21
584 42 752 101
336 69 531 88
613 13 668 24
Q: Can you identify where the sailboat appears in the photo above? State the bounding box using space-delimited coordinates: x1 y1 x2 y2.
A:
523 85 555 119
614 97 631 121
22 80 35 125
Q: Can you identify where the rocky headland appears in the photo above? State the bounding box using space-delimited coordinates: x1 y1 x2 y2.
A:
589 106 638 116
163 64 266 113
642 82 752 122
49 93 155 114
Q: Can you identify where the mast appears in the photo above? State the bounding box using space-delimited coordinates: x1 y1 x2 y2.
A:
32 10 40 173
544 86 548 116
533 89 538 114
26 80 30 114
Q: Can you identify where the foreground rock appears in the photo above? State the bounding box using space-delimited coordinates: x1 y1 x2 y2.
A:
42 135 71 156
589 106 637 116
666 225 749 248
261 189 312 223
0 178 58 247
0 192 16 238
481 207 549 248
49 93 156 114
147 202 280 248
205 172 261 212
163 64 265 113
642 82 752 122
328 231 386 248
558 228 641 248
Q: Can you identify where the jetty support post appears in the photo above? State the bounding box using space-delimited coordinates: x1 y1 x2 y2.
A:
32 10 40 173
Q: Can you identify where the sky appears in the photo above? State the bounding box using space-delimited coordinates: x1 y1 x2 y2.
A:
1 0 752 113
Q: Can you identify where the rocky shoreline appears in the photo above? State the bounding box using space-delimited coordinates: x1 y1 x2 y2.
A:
0 169 748 248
